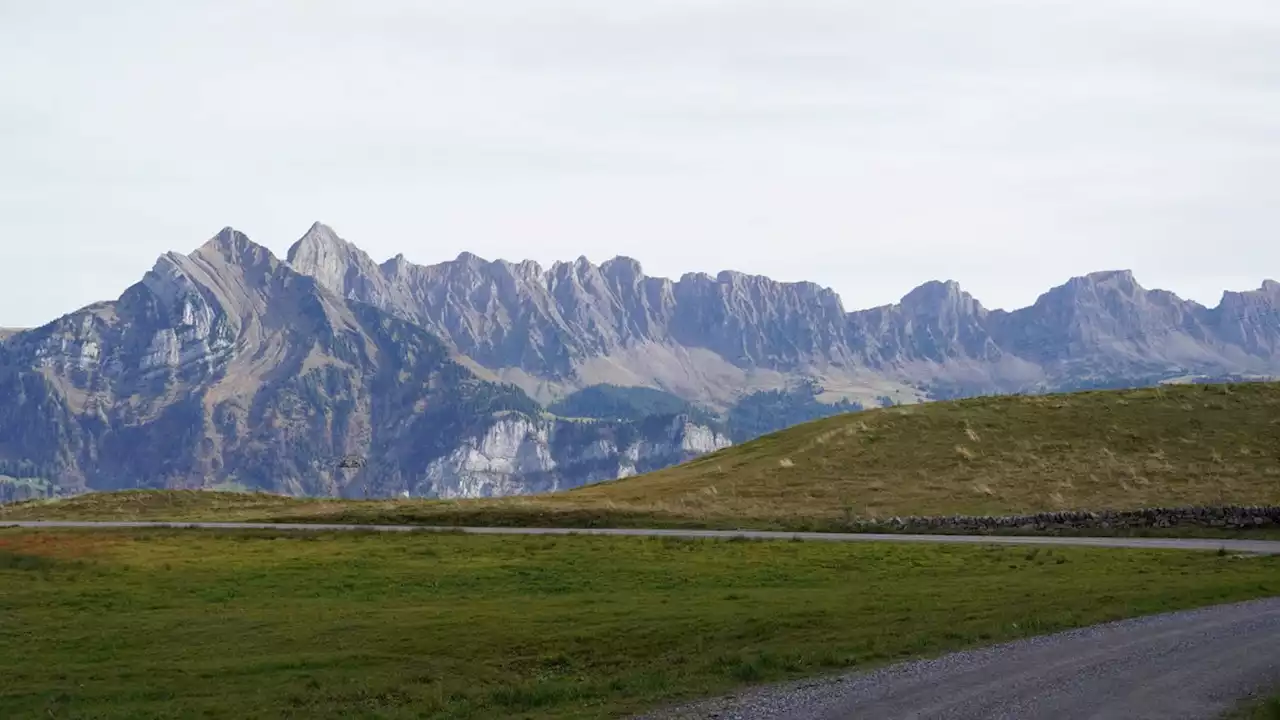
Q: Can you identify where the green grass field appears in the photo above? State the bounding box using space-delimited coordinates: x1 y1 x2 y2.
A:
4 529 1280 719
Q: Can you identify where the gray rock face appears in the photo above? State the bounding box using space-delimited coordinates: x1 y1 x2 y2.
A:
288 225 1280 399
990 271 1220 374
420 414 730 499
1211 280 1280 358
287 226 859 385
0 228 729 499
847 280 1003 366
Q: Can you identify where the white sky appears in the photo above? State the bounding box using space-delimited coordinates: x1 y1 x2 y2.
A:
2 0 1278 327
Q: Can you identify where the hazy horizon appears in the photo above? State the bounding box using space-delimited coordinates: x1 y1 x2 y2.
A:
3 1 1278 327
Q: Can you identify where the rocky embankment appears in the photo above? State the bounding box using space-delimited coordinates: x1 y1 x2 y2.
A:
863 505 1280 533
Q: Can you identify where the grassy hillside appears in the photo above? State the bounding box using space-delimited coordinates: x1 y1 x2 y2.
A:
4 528 1280 719
565 381 1280 523
5 382 1280 529
0 488 319 521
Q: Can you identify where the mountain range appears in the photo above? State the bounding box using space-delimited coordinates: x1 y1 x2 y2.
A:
1 222 1277 502
288 223 1280 405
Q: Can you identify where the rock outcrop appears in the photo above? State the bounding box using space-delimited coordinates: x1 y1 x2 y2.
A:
421 413 730 499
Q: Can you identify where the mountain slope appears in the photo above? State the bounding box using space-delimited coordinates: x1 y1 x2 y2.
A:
286 223 1280 406
0 229 728 501
548 384 711 423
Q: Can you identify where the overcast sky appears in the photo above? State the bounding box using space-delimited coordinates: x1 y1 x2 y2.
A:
2 1 1278 327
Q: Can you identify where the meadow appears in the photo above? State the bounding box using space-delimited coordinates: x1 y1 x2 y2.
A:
4 528 1280 719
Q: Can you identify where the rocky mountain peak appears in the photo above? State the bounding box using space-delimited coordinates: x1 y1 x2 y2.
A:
287 221 362 263
382 253 410 275
519 259 544 277
286 222 384 299
1220 280 1280 305
992 269 1235 372
454 251 484 267
1083 269 1136 283
198 226 245 250
847 279 1000 368
1064 269 1141 297
192 227 272 266
548 256 594 278
141 228 278 324
1020 270 1151 325
598 258 644 298
899 280 983 317
600 256 644 281
1213 279 1280 356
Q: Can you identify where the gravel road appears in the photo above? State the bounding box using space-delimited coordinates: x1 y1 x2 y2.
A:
639 596 1280 720
3 520 1280 555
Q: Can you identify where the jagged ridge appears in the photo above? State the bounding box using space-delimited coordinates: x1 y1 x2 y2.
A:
288 223 1280 403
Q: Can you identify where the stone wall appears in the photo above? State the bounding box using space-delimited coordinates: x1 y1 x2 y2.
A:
860 506 1280 534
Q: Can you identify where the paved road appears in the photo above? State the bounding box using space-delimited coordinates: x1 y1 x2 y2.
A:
641 597 1280 720
3 520 1280 555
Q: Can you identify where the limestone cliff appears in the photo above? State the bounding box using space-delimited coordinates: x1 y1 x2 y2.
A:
419 413 730 499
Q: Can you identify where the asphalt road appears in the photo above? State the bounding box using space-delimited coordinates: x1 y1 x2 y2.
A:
4 520 1280 555
641 596 1280 720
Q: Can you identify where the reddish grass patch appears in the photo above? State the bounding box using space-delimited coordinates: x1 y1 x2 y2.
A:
0 531 123 560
